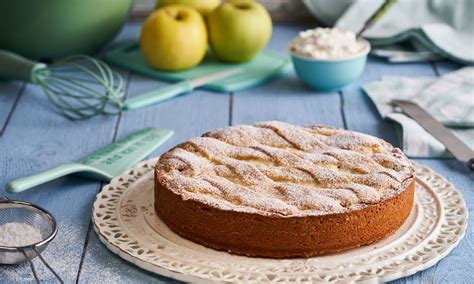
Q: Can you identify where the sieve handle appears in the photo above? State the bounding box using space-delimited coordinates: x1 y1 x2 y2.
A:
20 249 40 284
33 247 63 283
0 50 46 83
5 163 88 193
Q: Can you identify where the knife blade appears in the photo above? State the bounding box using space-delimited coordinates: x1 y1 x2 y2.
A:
123 68 242 110
189 68 242 88
392 100 474 170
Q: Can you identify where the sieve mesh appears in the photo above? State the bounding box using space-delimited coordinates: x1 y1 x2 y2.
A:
0 203 54 246
0 199 62 283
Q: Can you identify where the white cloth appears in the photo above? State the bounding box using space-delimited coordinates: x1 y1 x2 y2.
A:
336 0 474 64
363 67 474 157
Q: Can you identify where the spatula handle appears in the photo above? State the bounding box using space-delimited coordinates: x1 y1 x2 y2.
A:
5 163 87 193
123 81 193 110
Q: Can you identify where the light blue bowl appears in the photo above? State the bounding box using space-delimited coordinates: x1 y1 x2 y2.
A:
290 40 370 91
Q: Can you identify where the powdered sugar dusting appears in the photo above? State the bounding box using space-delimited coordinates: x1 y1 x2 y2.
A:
0 222 42 247
1 223 84 282
156 121 414 217
0 221 137 283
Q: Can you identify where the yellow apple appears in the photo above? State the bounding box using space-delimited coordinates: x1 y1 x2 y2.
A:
208 0 272 63
140 5 208 71
156 0 220 16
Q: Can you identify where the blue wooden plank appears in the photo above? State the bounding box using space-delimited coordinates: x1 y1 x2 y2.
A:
231 72 344 127
266 23 314 54
80 232 180 283
78 83 229 283
389 159 473 284
408 60 472 284
77 25 230 282
341 56 471 284
77 24 342 284
410 158 473 284
0 22 139 282
0 81 24 136
1 19 470 283
232 25 344 128
0 74 129 282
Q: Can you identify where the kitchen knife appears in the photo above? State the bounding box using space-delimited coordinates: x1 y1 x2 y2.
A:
123 68 242 110
392 100 474 170
5 127 173 193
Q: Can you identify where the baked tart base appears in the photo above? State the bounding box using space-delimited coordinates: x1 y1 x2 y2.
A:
155 178 414 258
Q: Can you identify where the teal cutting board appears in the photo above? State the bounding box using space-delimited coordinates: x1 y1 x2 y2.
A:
104 42 291 92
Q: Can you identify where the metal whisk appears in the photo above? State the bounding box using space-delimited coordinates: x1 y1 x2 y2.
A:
0 50 124 120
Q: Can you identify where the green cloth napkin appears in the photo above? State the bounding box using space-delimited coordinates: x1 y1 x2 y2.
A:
335 0 474 64
363 67 474 158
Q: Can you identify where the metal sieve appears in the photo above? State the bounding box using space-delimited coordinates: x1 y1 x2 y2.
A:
0 196 63 283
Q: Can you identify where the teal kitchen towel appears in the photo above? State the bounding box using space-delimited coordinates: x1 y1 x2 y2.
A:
335 0 474 64
363 67 474 158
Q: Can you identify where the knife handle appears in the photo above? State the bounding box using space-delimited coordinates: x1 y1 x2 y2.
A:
123 81 193 110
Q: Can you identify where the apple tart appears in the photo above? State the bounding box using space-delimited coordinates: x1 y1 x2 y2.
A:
154 121 415 258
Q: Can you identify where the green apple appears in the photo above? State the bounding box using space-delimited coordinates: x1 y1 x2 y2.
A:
156 0 220 16
208 0 272 63
140 5 208 71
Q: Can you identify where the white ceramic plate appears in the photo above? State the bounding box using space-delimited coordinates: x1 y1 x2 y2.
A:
93 158 467 283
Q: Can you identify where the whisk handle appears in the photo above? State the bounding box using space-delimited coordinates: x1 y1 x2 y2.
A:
0 49 46 82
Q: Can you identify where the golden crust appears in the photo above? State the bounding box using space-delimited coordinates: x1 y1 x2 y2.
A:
156 121 414 217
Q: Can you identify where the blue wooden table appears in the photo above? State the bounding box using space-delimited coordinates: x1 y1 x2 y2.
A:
0 22 472 283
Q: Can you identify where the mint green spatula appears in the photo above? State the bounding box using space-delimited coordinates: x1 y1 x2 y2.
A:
5 127 173 193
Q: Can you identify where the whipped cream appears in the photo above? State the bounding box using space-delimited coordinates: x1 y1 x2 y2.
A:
289 28 367 60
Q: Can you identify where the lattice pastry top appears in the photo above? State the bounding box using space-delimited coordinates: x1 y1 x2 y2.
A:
156 121 414 217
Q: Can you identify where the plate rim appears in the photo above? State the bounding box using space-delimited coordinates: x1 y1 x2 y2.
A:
92 158 468 283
